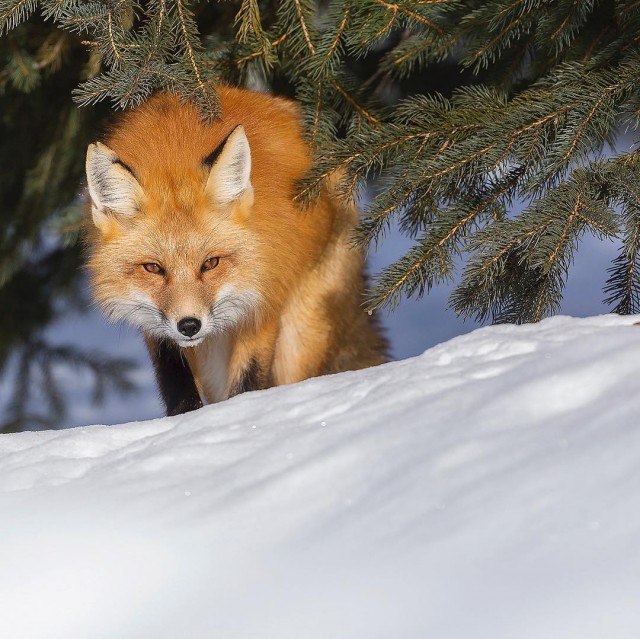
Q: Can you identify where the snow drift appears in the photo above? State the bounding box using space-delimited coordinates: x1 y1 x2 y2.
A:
1 314 640 639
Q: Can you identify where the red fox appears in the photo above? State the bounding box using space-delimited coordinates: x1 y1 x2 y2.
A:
85 87 387 415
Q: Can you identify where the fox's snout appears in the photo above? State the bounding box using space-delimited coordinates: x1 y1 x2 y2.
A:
177 317 201 337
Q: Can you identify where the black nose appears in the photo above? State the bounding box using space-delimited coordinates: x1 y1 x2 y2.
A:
177 317 202 337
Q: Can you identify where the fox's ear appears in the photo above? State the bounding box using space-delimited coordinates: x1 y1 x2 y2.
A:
204 125 252 206
86 142 143 230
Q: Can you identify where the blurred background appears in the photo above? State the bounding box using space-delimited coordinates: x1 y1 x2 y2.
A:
0 4 628 432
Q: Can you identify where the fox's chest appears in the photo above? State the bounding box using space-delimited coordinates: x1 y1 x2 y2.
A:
184 334 232 404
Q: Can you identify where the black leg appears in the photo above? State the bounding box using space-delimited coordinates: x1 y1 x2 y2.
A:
147 337 203 416
229 356 269 398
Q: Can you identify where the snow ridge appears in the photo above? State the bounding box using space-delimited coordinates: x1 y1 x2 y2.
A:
1 314 639 639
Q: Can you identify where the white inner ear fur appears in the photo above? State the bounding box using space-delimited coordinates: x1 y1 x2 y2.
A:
86 142 143 228
205 125 252 206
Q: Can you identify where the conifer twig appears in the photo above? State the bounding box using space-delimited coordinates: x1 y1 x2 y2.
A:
330 78 380 126
375 0 444 34
293 0 315 54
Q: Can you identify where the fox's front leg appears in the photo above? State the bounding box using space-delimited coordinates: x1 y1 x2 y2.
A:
145 336 203 416
228 320 278 398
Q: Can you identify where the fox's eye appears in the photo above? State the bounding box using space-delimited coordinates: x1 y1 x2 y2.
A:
201 257 220 272
142 262 165 275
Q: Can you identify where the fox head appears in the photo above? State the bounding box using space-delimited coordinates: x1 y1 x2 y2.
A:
85 125 264 348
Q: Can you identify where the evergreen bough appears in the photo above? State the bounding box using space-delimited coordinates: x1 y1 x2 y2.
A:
0 3 638 399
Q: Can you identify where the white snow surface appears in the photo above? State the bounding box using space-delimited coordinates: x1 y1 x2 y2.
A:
1 314 640 639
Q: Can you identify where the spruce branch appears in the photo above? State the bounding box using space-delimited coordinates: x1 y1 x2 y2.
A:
366 232 456 311
605 218 640 315
308 2 350 79
292 0 316 54
106 0 123 66
366 167 525 311
540 0 595 54
112 1 176 108
461 0 543 71
380 31 456 77
602 155 640 313
73 69 124 105
175 0 219 120
0 0 37 35
235 32 287 67
234 0 275 71
452 171 619 323
310 81 322 144
373 0 445 34
235 0 263 44
331 77 380 127
54 2 110 35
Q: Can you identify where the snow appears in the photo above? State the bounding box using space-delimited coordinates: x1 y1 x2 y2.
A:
1 314 640 638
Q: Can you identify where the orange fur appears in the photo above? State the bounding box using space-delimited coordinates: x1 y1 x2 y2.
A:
85 87 387 410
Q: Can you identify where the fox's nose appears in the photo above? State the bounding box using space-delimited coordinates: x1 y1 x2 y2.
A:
177 317 202 337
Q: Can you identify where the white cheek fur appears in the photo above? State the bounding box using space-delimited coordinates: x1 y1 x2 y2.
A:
209 285 262 333
101 294 167 337
100 287 262 344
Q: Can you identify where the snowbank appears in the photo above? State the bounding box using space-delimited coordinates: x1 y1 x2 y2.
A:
1 314 640 639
